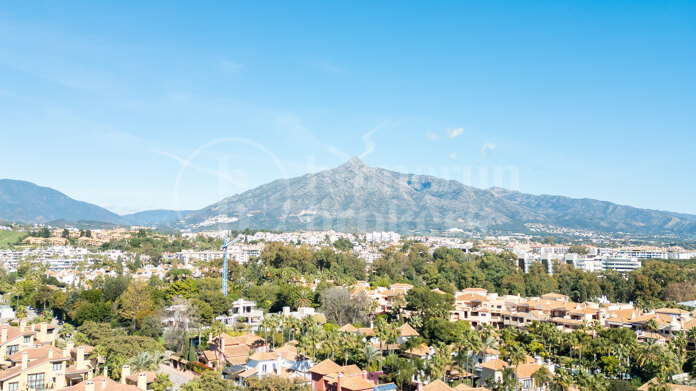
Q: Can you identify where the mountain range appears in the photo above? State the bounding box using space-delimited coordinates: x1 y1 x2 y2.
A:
1 159 695 237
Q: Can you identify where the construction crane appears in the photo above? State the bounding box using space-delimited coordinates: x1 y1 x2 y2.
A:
221 235 242 296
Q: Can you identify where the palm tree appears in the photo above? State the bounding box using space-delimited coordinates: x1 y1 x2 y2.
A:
266 314 280 349
285 316 300 342
636 339 662 368
573 370 608 391
687 327 696 344
455 328 481 380
374 317 393 354
259 316 272 341
394 358 416 391
299 323 324 360
668 330 687 368
531 367 553 391
295 290 313 308
552 367 574 391
426 344 451 382
323 329 340 360
506 343 527 391
129 351 166 372
210 320 226 341
477 323 498 341
645 318 660 333
363 343 381 372
59 323 75 341
409 314 423 330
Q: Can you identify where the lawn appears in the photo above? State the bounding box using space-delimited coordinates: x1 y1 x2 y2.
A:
0 230 25 247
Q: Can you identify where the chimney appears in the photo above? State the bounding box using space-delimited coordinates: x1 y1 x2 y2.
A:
121 365 131 384
362 370 368 380
84 381 95 391
39 323 47 342
137 373 147 391
88 369 93 380
48 348 54 359
276 353 282 375
283 306 290 316
417 381 423 391
103 365 108 378
21 351 28 369
337 372 343 391
19 319 26 332
67 340 75 352
100 378 107 390
370 320 374 329
1 327 7 343
77 346 86 370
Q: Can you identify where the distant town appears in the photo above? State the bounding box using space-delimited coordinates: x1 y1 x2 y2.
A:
0 223 694 391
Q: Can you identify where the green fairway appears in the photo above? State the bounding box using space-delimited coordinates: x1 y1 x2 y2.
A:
0 230 25 247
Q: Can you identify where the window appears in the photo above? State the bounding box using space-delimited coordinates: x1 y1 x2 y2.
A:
23 335 31 343
8 382 18 391
27 373 45 390
53 362 62 371
522 379 533 390
6 345 18 356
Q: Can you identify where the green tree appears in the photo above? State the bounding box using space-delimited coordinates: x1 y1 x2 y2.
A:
151 373 173 391
405 286 454 320
119 281 154 328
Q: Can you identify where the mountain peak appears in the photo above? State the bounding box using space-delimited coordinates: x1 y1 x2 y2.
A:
339 157 367 170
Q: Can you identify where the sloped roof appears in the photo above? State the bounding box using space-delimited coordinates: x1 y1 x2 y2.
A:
310 359 343 375
329 375 375 391
513 363 543 379
224 344 251 357
454 386 491 391
275 344 299 361
249 351 276 361
0 356 68 381
126 371 156 384
404 343 431 357
422 379 454 391
237 368 258 378
477 359 508 371
338 324 359 333
7 346 69 362
61 376 142 391
398 323 419 337
358 328 375 336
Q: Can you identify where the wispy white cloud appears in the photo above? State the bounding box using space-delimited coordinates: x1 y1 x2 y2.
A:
449 152 457 160
359 124 383 159
426 127 465 140
480 142 498 156
447 128 464 139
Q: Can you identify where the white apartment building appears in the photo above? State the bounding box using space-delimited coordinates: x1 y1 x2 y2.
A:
565 254 641 273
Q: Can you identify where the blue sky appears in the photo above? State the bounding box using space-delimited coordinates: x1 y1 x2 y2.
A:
0 1 694 214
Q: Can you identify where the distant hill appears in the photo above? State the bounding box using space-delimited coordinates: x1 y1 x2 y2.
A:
121 209 192 226
488 187 695 236
2 161 695 237
181 158 696 236
0 179 124 224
